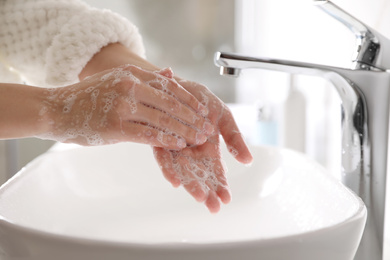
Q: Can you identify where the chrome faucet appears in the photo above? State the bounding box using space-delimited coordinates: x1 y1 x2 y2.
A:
215 1 390 259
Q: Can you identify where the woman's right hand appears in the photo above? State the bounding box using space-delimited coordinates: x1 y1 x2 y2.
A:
37 65 214 148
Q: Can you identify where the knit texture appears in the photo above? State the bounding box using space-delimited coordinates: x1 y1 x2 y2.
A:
0 0 145 87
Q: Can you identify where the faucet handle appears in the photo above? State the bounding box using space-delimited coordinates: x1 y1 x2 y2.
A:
315 0 390 71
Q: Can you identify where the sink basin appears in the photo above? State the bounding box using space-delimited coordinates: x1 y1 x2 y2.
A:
0 142 366 260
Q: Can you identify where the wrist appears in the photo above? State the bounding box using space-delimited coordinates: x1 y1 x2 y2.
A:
0 84 52 139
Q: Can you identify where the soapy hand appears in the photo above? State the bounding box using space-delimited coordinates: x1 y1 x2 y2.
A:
153 77 253 213
37 65 214 148
178 79 254 165
154 135 229 213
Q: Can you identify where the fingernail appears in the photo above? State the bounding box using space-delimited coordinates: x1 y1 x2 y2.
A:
203 122 215 135
196 133 208 145
177 138 186 148
244 161 253 168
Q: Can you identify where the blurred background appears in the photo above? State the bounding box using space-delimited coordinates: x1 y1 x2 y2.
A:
1 0 390 184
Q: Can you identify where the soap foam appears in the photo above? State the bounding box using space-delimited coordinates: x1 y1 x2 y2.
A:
37 65 194 148
160 145 226 196
199 91 209 107
122 78 137 114
101 66 141 86
102 91 119 113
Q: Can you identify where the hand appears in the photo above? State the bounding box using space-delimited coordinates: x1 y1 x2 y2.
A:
37 65 214 148
153 135 229 213
178 79 253 165
153 78 253 213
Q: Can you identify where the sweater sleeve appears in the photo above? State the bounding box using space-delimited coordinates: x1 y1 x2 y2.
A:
0 0 145 87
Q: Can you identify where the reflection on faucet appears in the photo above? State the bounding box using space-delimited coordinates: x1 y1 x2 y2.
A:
215 1 390 259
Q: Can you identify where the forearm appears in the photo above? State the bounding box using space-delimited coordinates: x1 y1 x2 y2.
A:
79 43 157 80
0 84 49 139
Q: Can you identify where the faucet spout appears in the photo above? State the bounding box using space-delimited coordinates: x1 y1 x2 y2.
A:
215 50 390 259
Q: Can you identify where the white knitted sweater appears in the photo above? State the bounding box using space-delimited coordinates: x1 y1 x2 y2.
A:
0 0 145 87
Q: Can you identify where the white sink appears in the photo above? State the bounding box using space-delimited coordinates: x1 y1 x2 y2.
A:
0 142 366 260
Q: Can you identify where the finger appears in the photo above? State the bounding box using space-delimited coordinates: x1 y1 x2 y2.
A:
205 190 221 214
120 121 186 149
219 107 253 164
153 147 209 202
136 84 214 135
192 137 230 194
211 160 232 204
184 136 231 203
125 65 209 117
175 155 209 203
147 76 209 117
181 158 212 203
153 147 182 187
202 167 231 205
156 148 209 203
179 149 228 206
183 180 208 203
183 181 208 203
216 185 231 204
176 80 253 164
128 104 209 146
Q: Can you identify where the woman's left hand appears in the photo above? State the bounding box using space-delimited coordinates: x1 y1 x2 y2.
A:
153 78 253 213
